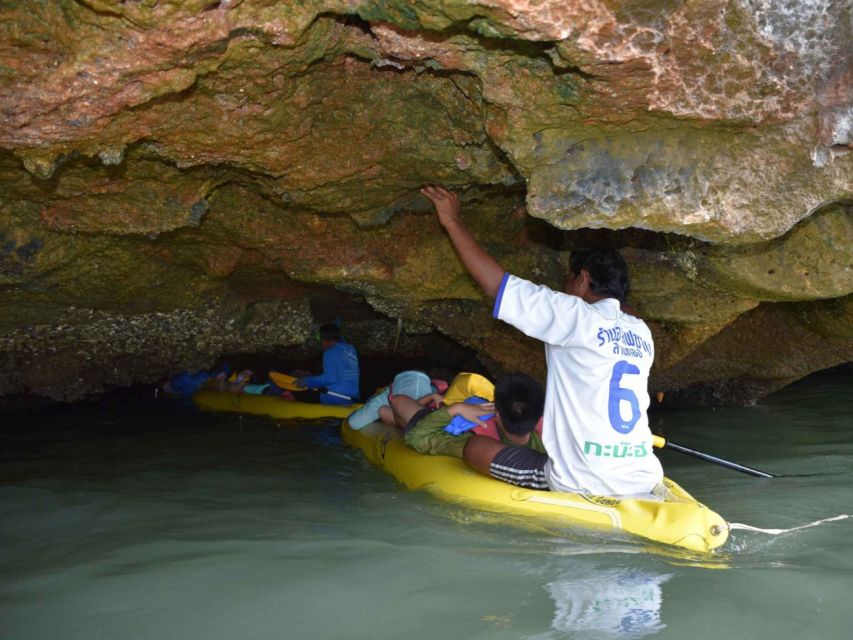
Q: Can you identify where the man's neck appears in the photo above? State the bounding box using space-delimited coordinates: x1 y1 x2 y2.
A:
504 431 531 446
581 291 607 304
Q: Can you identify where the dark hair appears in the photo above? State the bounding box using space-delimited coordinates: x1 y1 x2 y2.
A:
569 248 630 303
319 323 341 341
494 373 545 436
427 367 456 384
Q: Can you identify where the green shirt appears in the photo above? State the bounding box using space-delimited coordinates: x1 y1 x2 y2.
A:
404 406 546 459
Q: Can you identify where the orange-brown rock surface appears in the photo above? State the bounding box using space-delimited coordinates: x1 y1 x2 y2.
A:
1 1 851 403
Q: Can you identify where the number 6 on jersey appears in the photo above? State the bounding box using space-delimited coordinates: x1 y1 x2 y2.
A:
608 360 641 434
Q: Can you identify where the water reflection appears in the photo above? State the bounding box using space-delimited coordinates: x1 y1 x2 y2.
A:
535 567 672 639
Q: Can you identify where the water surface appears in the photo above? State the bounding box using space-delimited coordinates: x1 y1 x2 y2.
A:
2 373 851 639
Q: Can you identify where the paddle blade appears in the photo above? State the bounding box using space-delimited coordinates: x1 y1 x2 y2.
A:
269 371 302 391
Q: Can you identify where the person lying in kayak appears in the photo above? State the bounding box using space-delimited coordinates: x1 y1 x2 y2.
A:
159 366 224 399
395 372 546 460
348 370 449 430
421 185 663 496
209 369 254 393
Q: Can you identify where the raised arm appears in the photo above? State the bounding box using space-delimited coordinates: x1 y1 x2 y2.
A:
420 186 506 299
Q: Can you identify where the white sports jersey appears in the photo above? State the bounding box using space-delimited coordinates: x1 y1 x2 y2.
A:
494 274 663 496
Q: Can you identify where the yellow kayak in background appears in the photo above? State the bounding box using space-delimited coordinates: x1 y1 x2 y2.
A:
342 419 729 553
193 389 361 420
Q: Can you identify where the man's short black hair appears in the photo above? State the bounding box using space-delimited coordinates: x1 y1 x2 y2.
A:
319 323 340 341
427 367 456 384
569 248 630 303
494 373 545 436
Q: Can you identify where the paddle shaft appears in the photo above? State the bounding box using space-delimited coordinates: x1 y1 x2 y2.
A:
653 435 774 478
323 389 355 402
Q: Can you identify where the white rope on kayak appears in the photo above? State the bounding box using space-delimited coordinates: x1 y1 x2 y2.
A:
727 514 850 535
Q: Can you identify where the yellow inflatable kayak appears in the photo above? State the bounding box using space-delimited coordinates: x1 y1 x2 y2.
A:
193 389 361 420
342 420 729 553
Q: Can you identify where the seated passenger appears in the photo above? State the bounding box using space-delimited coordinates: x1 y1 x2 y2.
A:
292 323 361 405
423 185 663 495
394 372 545 461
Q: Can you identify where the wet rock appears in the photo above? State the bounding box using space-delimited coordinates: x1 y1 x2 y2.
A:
652 297 853 406
0 299 312 401
0 1 851 404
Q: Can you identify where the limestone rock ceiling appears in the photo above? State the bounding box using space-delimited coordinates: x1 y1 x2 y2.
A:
0 1 851 403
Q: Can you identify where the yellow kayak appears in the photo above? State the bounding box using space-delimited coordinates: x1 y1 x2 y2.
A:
193 389 362 420
342 419 729 553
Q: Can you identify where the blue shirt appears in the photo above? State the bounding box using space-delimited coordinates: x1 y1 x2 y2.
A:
301 340 360 405
170 370 214 397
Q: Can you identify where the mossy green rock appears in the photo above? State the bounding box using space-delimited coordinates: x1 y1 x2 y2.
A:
0 1 851 402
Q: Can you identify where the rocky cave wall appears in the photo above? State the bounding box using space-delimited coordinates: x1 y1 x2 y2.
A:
1 0 851 405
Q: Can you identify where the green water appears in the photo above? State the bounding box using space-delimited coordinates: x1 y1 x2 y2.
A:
1 373 851 639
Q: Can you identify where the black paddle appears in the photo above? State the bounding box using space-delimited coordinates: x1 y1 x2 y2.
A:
652 435 774 478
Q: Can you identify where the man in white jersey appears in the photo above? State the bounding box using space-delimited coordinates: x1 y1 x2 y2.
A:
421 185 663 496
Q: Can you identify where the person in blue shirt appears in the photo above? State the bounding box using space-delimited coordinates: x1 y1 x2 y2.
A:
159 362 230 399
295 323 360 405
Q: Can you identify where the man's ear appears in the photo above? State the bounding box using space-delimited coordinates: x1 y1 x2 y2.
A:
577 269 592 294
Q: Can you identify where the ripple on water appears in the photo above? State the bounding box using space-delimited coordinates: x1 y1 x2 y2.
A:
1 374 852 640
